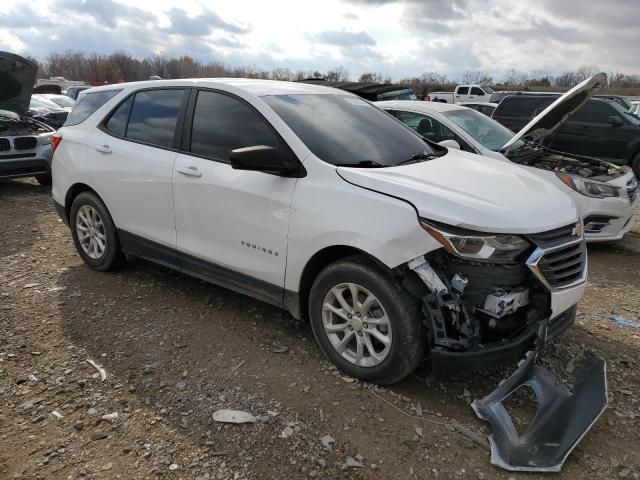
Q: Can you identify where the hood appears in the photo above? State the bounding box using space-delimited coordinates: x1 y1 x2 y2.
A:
0 51 37 117
502 73 607 152
337 150 578 234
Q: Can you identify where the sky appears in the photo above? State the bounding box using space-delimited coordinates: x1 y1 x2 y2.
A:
0 0 638 82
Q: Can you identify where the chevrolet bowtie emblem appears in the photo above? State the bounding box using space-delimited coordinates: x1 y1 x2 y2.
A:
572 223 583 238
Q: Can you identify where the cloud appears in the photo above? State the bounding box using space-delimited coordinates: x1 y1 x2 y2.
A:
310 29 376 47
163 7 250 36
55 0 156 28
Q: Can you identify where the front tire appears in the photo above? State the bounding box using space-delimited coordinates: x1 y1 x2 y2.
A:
309 257 425 385
70 192 125 271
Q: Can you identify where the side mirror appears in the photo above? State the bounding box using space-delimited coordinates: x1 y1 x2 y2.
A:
609 116 624 127
230 145 296 175
438 139 461 150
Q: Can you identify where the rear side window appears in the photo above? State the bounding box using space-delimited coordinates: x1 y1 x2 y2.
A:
570 101 614 124
64 90 120 126
190 90 279 161
457 87 469 95
495 97 537 117
104 96 133 137
126 89 185 148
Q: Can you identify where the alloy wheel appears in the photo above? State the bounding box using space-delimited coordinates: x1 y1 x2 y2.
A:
76 205 106 260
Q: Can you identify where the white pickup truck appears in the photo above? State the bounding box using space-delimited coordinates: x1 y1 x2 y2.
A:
428 84 495 104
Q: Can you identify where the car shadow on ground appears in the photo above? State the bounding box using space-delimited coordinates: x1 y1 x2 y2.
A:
53 252 640 477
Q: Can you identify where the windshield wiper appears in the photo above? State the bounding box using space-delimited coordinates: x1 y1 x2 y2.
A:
395 152 439 166
334 160 386 168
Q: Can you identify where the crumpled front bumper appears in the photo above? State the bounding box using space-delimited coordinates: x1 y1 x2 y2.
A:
471 321 608 472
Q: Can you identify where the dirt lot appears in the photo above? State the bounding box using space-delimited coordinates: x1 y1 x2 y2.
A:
1 179 639 480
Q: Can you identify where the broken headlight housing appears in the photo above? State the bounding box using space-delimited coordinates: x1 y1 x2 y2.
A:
420 220 531 263
556 173 621 199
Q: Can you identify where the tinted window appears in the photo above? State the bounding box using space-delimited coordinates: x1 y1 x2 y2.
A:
495 97 538 117
64 90 120 126
263 94 433 166
190 91 279 161
457 87 469 95
570 101 615 124
126 89 184 148
394 110 474 153
471 87 485 96
104 96 133 137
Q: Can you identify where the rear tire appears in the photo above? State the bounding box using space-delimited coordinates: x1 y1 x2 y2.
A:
70 191 125 271
308 256 425 385
35 174 52 186
632 153 640 179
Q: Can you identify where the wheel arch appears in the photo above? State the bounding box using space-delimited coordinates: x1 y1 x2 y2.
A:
64 183 103 224
287 245 392 320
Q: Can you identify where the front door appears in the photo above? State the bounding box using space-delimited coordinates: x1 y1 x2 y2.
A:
172 89 298 306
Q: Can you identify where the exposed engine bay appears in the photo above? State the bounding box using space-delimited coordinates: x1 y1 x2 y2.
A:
405 250 551 357
0 114 52 137
507 145 625 182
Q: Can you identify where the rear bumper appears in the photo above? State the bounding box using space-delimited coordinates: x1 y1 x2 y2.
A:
53 199 68 226
431 304 576 376
0 157 50 179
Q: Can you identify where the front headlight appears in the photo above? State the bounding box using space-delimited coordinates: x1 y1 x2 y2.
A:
420 220 531 263
37 132 54 145
556 173 620 198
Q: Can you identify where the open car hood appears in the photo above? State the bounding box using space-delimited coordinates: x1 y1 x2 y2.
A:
0 51 37 117
501 73 607 152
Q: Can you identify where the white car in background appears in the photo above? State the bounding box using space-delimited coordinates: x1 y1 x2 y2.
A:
631 101 640 116
379 74 639 242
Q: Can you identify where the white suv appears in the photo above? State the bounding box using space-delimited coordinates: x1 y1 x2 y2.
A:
52 79 588 385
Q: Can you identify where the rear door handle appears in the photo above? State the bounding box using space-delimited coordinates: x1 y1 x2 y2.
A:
177 166 202 178
95 144 111 154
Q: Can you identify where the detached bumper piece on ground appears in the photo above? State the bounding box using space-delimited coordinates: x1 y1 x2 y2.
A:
472 321 608 472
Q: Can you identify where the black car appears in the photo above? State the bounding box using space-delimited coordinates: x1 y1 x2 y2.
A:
493 95 640 177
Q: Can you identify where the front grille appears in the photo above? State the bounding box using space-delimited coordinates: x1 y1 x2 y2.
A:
627 179 638 203
0 138 10 152
13 136 37 151
536 240 586 289
527 223 579 248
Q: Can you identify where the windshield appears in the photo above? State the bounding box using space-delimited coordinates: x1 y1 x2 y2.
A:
262 94 433 166
609 101 640 126
444 108 524 151
482 86 495 94
47 95 75 108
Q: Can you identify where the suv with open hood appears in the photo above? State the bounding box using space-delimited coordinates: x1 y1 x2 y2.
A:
0 51 56 185
379 73 638 242
52 79 605 472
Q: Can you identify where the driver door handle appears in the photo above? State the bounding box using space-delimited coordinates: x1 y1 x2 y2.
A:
95 144 111 154
177 166 202 178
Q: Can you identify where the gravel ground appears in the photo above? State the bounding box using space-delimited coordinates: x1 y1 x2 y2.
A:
1 178 639 480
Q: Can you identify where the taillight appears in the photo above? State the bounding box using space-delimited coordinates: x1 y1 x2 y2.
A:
51 133 62 152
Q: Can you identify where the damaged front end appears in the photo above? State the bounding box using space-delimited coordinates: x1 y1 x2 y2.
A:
402 219 607 472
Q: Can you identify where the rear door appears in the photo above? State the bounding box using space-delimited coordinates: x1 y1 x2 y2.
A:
455 86 470 103
89 88 187 253
172 89 298 305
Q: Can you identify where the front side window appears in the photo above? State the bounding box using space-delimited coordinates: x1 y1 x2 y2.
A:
471 87 485 96
262 94 433 167
126 89 185 148
394 110 474 153
496 98 536 117
64 90 120 126
570 101 615 124
190 90 279 161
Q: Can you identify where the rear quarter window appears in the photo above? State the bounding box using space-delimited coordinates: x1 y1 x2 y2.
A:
64 90 120 126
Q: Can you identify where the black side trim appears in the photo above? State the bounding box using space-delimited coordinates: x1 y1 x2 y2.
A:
119 230 179 271
118 229 287 310
53 200 68 226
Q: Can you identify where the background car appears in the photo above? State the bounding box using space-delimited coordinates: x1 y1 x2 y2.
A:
493 95 640 176
28 96 69 128
378 74 639 242
35 93 75 111
458 101 498 117
65 85 90 100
